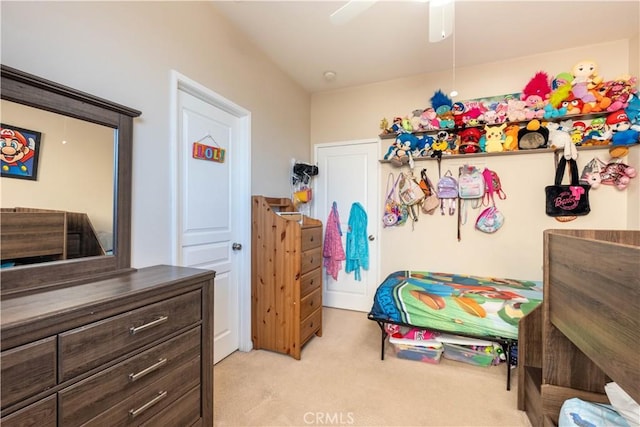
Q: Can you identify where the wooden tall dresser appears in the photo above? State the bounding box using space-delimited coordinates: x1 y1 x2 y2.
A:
251 196 323 360
0 265 214 426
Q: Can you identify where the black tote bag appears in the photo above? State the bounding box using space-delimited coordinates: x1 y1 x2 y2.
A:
545 157 590 217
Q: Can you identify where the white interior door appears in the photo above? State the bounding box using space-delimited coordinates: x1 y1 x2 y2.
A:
314 139 379 312
173 74 251 364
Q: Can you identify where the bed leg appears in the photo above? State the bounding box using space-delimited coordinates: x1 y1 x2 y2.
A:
505 341 512 391
376 321 386 360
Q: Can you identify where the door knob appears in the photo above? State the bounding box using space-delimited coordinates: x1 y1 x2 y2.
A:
232 243 242 251
368 235 375 241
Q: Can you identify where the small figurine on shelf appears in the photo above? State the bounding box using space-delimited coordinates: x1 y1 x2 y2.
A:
391 117 407 134
379 118 393 135
452 102 466 129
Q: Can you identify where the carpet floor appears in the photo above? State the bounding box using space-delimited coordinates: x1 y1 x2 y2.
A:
214 307 532 426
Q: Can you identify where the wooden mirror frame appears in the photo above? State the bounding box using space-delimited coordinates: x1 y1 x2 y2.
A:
0 65 141 297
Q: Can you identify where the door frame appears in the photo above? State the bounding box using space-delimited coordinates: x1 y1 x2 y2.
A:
313 138 381 309
170 70 253 353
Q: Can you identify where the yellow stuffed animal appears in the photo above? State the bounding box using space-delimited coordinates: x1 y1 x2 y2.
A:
484 123 507 153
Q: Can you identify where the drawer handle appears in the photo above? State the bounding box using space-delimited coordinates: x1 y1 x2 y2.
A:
128 358 168 382
129 390 167 419
129 316 168 335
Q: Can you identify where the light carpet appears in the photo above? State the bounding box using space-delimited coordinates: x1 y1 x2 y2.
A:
214 307 532 427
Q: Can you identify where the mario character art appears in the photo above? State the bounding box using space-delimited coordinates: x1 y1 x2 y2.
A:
1 125 40 180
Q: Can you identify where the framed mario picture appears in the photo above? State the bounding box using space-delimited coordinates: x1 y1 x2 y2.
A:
1 124 42 181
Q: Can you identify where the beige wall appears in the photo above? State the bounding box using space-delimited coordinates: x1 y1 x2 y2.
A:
1 1 311 267
1 101 114 235
311 39 640 281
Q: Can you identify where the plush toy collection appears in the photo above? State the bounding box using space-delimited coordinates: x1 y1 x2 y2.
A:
381 60 639 163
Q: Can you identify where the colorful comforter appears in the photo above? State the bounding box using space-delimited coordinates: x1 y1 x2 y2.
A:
368 271 543 340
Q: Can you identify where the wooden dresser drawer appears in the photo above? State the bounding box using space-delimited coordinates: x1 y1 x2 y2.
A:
300 247 322 275
300 268 321 299
82 356 201 426
300 288 322 321
59 327 201 426
140 385 200 427
59 290 201 381
0 395 56 427
1 336 56 409
301 226 322 251
300 307 322 345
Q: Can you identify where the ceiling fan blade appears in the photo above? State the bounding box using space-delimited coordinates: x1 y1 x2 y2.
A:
330 1 377 25
429 0 454 43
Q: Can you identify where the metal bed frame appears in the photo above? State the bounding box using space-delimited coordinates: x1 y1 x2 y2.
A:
369 315 517 391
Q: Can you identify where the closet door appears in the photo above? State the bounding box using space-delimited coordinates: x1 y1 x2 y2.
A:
314 139 379 312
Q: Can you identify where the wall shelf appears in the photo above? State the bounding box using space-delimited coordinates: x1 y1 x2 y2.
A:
378 143 635 164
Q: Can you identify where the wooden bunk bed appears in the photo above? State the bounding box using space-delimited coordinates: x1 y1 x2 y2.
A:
518 229 639 426
0 207 105 266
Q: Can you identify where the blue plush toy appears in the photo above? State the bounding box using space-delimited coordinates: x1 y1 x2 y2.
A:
625 94 640 132
385 133 421 166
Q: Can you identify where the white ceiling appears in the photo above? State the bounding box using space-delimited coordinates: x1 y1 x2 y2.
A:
212 1 640 93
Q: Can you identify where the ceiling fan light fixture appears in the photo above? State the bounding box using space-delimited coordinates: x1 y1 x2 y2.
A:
429 0 454 43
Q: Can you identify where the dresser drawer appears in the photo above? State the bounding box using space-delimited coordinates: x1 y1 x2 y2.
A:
300 268 321 299
140 385 200 427
1 336 56 409
301 226 322 251
300 288 322 321
300 307 322 345
59 327 201 426
59 290 201 381
300 247 322 275
82 356 201 426
0 395 56 427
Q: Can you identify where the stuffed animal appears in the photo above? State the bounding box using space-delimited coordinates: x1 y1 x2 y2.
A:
518 119 549 149
431 90 455 128
420 108 440 130
503 124 520 151
606 110 640 158
457 128 482 154
507 99 527 122
452 102 466 128
585 81 612 112
410 109 423 131
560 94 585 115
431 130 450 158
549 72 573 108
571 60 602 103
600 161 637 190
521 71 551 120
385 133 419 166
391 117 406 134
625 94 640 131
605 75 638 112
484 123 507 153
546 122 572 150
463 107 484 126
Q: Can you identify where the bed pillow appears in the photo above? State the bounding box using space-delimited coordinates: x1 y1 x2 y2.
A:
605 382 640 427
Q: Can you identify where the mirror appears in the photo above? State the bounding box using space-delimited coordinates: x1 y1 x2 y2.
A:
2 100 116 258
0 65 141 297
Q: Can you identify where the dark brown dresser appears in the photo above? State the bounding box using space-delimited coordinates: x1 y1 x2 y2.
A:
0 265 214 426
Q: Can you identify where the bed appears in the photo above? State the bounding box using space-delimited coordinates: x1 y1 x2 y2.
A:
519 229 639 426
368 270 544 390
